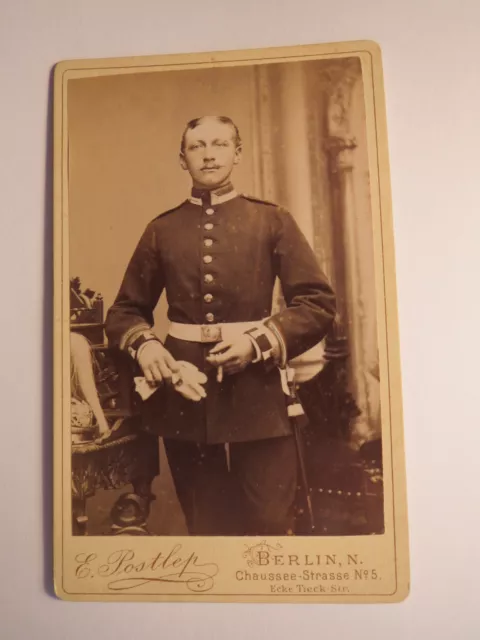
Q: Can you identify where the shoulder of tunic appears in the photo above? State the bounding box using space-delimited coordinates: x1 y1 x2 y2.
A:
239 194 283 210
151 200 189 223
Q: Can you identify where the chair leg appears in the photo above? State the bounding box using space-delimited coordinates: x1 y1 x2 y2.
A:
72 497 88 535
110 477 156 536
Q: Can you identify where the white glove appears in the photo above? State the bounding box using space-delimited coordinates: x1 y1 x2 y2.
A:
134 361 207 403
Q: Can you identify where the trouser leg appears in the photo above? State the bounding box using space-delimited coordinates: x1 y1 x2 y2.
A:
163 438 232 535
229 435 298 536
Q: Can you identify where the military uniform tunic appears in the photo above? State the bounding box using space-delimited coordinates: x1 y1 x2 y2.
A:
105 186 336 444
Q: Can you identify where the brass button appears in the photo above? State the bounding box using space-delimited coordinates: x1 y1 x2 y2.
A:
205 208 215 215
205 312 215 323
204 238 213 248
203 255 213 264
204 222 214 231
204 293 213 303
204 274 214 284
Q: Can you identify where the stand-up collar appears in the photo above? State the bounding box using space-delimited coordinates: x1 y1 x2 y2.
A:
189 182 237 206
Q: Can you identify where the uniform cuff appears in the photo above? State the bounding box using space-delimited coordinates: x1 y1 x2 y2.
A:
246 334 263 363
263 320 287 368
244 325 281 370
119 322 152 351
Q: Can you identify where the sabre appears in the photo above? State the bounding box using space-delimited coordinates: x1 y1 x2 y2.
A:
285 367 316 533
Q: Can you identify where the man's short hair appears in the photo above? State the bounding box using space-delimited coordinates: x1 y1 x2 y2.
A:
180 116 242 153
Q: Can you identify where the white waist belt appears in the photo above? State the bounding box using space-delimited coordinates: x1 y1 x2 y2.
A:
168 321 326 384
168 320 264 344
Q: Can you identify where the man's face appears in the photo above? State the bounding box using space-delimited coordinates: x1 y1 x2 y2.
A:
180 118 242 190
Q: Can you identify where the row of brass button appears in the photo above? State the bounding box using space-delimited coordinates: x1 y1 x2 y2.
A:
204 207 215 323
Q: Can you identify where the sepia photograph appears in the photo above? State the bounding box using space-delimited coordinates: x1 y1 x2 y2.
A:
55 41 408 601
6 0 480 630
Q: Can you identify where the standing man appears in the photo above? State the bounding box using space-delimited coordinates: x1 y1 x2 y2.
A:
105 115 336 536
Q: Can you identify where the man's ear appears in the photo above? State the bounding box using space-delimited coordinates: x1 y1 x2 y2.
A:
179 153 188 170
234 144 243 165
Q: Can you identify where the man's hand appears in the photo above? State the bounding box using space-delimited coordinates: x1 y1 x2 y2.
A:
206 335 255 375
136 343 207 402
137 340 179 385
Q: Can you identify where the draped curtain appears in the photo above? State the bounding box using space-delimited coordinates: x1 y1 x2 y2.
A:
251 58 381 446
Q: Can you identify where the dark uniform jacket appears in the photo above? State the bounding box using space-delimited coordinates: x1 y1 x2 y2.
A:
105 185 336 443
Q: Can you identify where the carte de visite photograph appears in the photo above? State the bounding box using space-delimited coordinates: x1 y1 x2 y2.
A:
54 41 409 603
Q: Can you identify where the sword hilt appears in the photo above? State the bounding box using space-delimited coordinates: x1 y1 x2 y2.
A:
285 366 305 417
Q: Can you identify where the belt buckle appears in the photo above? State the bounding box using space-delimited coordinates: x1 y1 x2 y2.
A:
200 324 222 343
